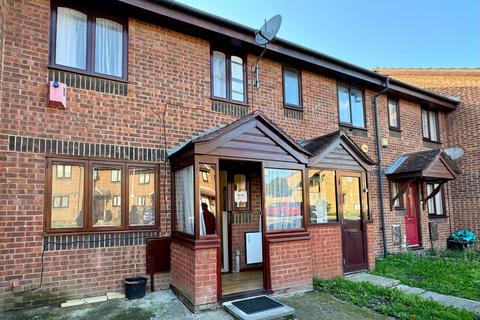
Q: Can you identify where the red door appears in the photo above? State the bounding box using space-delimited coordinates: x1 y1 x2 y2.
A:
404 183 419 246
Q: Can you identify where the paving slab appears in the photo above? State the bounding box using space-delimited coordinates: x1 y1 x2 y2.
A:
395 284 426 295
419 290 480 314
345 273 400 288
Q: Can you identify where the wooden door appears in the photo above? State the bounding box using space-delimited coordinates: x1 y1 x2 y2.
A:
404 183 420 246
338 172 368 273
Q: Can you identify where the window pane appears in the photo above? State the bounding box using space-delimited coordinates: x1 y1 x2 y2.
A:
95 18 123 77
341 176 362 220
284 68 300 106
129 168 155 226
429 111 438 141
174 166 194 234
422 109 429 139
51 164 84 228
388 99 399 128
309 170 337 223
93 167 122 227
350 88 364 127
56 7 87 69
233 174 248 209
231 56 245 102
427 184 435 214
265 169 303 231
435 184 443 215
338 85 351 124
199 164 216 235
212 51 227 98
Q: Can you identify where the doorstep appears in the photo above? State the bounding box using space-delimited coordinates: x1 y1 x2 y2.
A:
223 295 295 320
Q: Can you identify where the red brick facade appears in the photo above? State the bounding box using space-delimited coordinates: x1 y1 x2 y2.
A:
0 0 461 312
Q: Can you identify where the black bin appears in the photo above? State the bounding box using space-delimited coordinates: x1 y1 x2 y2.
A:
124 277 147 299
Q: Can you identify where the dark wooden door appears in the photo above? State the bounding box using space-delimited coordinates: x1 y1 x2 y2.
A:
339 172 368 273
404 183 420 246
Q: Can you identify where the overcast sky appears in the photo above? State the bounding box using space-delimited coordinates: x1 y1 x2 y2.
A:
176 0 480 69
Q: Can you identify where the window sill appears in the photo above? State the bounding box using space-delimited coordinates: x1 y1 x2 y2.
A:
284 104 303 111
429 215 448 219
339 124 367 131
423 138 442 145
49 65 128 83
211 97 249 107
389 127 402 133
339 124 368 137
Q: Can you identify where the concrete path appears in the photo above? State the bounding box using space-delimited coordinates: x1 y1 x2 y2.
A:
346 272 480 315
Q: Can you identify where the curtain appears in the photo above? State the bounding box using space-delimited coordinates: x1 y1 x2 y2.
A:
212 51 226 98
56 7 87 69
95 18 123 77
265 169 303 231
175 166 194 234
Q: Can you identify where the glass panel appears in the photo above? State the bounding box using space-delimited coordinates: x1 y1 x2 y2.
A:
265 169 303 231
338 85 351 124
233 174 248 209
129 168 155 226
212 51 227 98
93 167 122 227
95 18 123 77
388 99 399 128
174 166 194 234
51 164 84 228
341 176 362 220
429 111 438 141
422 109 429 139
231 56 244 102
350 88 364 127
309 170 337 223
284 68 300 106
56 7 87 69
427 184 435 214
199 164 216 235
435 184 443 215
392 182 404 208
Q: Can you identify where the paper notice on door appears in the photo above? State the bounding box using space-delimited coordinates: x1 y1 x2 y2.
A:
234 190 248 204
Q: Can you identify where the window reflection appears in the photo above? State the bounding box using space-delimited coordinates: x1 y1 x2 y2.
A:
174 166 194 234
51 164 84 228
200 164 216 235
129 168 155 226
309 170 337 223
265 169 303 231
341 176 362 221
93 167 122 227
233 174 248 209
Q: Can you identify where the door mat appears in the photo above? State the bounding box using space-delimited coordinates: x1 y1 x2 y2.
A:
223 295 295 320
232 296 283 315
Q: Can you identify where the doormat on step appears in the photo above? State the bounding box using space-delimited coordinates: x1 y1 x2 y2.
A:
231 296 283 315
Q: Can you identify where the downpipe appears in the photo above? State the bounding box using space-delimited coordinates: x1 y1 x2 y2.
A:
373 78 389 258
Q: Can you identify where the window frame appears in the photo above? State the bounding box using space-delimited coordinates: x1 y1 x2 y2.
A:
426 183 446 217
307 169 338 224
282 65 303 109
337 83 367 129
49 0 129 82
45 157 159 234
210 47 248 104
387 97 401 131
422 108 441 143
390 181 405 210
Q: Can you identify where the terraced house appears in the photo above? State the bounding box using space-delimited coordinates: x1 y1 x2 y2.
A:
0 0 463 312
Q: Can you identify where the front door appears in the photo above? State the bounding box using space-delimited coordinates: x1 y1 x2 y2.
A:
404 183 420 246
339 172 368 273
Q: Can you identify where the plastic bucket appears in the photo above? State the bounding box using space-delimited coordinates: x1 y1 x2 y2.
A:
124 277 147 299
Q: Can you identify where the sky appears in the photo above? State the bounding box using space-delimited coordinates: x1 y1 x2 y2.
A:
176 0 480 70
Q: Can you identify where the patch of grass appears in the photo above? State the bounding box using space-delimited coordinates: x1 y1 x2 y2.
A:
372 253 480 301
426 247 480 263
314 277 475 320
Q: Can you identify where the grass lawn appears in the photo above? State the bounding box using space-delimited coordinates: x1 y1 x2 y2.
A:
372 252 480 301
314 277 475 320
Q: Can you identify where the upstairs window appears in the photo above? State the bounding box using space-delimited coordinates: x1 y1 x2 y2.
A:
422 109 440 142
388 98 400 130
211 50 246 103
338 84 365 128
283 67 302 108
51 2 127 80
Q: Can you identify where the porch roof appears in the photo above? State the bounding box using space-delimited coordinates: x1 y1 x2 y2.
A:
385 149 461 181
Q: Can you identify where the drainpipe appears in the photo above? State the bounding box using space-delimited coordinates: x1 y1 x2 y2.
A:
373 78 389 258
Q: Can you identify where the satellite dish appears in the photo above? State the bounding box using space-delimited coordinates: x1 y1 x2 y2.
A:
444 147 464 160
255 15 282 45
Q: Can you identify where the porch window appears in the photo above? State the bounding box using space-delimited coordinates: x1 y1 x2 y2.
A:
391 182 405 210
338 84 365 128
427 183 445 216
211 50 246 103
308 170 337 223
129 168 155 226
265 168 304 231
199 164 217 235
174 165 194 234
283 67 302 108
46 159 159 233
51 3 127 80
233 174 249 210
422 109 440 142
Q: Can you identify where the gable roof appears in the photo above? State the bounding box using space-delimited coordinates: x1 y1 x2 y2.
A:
385 149 461 180
169 110 310 164
302 130 375 171
116 0 459 111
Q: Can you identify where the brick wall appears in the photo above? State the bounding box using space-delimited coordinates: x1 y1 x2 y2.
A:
268 240 313 293
309 225 342 279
